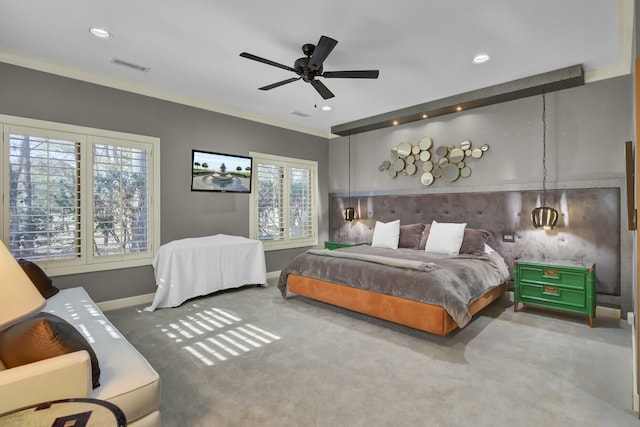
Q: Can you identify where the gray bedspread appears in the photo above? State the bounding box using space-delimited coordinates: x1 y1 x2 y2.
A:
306 248 439 272
278 245 511 328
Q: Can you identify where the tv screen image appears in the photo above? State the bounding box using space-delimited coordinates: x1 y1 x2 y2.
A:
191 150 252 193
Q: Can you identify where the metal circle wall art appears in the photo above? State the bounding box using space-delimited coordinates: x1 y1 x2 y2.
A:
377 136 490 186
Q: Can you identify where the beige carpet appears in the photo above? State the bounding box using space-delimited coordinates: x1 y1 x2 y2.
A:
106 283 637 427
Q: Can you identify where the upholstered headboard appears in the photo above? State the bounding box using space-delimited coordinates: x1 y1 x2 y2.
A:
330 187 620 297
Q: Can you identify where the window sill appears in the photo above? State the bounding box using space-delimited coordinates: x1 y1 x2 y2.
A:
261 238 318 252
43 257 153 277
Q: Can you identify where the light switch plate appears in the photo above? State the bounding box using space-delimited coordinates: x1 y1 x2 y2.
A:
502 232 515 243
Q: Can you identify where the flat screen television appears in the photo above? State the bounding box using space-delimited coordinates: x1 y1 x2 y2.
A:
191 149 252 193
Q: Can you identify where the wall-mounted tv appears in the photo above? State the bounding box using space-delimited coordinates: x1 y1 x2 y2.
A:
191 149 252 193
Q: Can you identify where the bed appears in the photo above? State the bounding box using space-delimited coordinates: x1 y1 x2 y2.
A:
277 222 511 336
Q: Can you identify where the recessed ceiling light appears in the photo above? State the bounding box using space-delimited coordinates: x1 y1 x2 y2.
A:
392 120 399 126
472 54 491 64
321 105 332 111
89 27 112 39
456 106 462 111
422 113 428 119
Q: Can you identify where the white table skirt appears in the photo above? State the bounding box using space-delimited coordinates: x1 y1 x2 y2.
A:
146 234 267 311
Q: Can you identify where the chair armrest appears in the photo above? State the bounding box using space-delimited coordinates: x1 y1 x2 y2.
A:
0 350 92 414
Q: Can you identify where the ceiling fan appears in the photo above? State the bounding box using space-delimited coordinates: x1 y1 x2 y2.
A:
240 35 379 100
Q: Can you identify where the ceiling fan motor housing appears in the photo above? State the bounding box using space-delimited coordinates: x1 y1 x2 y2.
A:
294 57 321 81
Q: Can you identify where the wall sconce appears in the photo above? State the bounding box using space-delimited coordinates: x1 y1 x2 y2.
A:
344 133 355 221
344 207 355 221
531 91 559 229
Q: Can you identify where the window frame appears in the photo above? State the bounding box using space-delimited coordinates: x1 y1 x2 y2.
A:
249 151 318 251
0 114 160 276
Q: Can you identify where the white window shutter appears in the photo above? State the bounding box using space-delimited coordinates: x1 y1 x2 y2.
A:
8 133 81 260
289 167 313 239
2 115 160 275
250 152 317 251
257 162 284 241
92 144 149 256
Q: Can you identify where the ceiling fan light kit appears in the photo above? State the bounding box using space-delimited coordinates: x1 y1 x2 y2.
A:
240 35 379 100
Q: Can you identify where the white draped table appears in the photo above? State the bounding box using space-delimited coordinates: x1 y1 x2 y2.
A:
146 234 267 311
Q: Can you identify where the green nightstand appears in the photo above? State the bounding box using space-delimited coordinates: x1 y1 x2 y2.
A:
513 259 596 327
324 241 366 250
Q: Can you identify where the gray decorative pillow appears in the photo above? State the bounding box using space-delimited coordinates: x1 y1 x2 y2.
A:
418 224 432 250
459 228 492 256
398 223 426 249
0 312 101 388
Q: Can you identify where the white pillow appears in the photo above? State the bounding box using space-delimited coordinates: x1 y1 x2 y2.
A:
425 220 467 255
371 220 400 249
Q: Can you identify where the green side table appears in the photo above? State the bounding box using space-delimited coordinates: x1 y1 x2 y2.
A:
513 259 596 327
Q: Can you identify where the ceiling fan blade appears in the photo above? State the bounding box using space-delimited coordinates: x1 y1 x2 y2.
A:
310 80 335 99
308 36 338 71
240 52 295 72
259 77 301 91
323 70 380 79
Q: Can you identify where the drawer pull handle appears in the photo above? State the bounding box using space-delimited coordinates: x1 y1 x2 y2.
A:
544 269 558 277
543 286 558 294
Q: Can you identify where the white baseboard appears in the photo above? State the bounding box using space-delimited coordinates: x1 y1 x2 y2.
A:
266 270 281 282
629 313 638 413
98 271 282 311
597 306 622 319
97 293 155 312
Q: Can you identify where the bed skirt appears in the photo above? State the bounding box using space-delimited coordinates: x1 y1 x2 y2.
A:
287 274 507 336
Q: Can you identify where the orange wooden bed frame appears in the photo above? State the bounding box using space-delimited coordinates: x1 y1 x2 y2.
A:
287 274 507 336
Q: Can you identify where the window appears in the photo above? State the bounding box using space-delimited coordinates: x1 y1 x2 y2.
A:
1 115 160 275
249 152 317 251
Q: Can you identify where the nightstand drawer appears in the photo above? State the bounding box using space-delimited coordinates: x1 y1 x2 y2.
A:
513 259 596 326
519 282 586 309
519 265 587 289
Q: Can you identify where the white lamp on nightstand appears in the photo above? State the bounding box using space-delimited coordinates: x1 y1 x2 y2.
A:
0 241 45 330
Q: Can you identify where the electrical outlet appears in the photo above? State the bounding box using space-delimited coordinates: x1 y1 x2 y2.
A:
502 231 515 243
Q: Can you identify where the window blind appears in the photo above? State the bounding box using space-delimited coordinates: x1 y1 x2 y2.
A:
289 167 313 239
93 144 149 256
8 134 81 260
257 163 284 241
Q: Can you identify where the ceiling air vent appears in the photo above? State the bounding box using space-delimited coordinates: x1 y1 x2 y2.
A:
111 58 151 73
291 111 311 117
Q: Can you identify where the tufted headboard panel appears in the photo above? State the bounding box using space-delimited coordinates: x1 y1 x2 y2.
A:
330 187 620 296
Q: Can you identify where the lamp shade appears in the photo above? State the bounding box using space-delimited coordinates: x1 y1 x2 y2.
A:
0 241 45 330
344 207 355 221
531 206 559 230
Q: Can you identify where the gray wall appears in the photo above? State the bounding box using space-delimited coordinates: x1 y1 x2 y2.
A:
329 75 634 313
330 76 632 194
0 62 329 302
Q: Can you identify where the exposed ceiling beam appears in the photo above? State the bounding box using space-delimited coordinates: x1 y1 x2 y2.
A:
331 64 585 137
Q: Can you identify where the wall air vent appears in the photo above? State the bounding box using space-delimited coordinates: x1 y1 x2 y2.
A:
291 111 311 117
111 58 151 73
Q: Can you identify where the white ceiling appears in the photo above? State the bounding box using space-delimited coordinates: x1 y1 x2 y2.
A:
0 0 633 138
